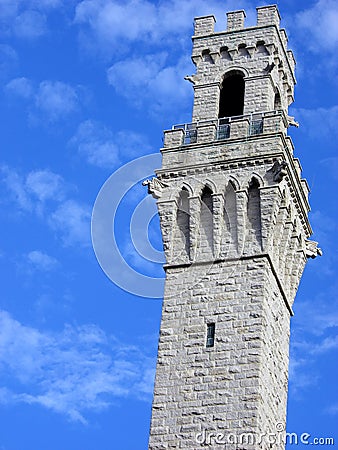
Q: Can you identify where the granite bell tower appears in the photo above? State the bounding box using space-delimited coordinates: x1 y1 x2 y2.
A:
146 5 320 449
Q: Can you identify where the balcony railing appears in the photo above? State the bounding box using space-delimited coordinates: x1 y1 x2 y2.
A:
170 111 283 146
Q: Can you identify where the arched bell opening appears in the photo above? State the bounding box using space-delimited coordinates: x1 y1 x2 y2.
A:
219 71 245 119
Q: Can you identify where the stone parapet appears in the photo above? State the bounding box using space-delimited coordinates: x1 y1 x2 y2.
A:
226 10 246 31
229 116 250 139
163 128 184 148
196 122 217 144
262 111 287 134
256 5 281 28
194 15 215 36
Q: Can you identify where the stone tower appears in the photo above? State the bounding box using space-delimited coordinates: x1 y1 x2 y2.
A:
146 5 320 449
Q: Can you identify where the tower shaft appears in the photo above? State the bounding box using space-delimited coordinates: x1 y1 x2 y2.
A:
147 6 320 449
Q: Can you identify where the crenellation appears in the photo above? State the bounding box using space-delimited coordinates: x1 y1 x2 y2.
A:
193 15 216 36
226 10 246 31
256 5 281 28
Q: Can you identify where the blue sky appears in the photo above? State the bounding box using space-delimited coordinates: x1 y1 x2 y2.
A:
0 0 337 449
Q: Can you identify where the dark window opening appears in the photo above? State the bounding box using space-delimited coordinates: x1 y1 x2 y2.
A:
206 323 215 348
177 188 190 257
202 49 213 64
256 40 269 55
219 72 245 119
274 92 281 110
201 186 213 212
220 46 231 61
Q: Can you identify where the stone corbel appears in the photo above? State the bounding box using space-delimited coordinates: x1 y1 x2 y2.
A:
210 51 220 64
142 177 168 199
228 48 238 60
246 46 256 58
271 160 288 182
305 240 322 259
265 42 276 55
191 54 202 66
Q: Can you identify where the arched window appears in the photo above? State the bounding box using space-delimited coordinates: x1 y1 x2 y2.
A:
224 181 237 251
274 91 281 110
176 188 190 258
200 186 213 257
247 178 262 248
219 71 245 118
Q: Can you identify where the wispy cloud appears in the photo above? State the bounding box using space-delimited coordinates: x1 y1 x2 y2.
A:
1 165 91 248
1 165 33 212
34 80 80 121
26 169 68 203
107 54 192 117
291 105 338 141
0 0 63 38
49 199 91 247
0 44 18 80
5 77 84 122
74 0 253 55
70 119 152 168
5 76 33 98
0 310 155 423
14 10 47 39
26 250 59 271
1 166 69 213
295 0 338 54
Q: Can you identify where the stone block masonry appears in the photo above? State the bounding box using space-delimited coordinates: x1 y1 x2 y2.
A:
147 5 320 449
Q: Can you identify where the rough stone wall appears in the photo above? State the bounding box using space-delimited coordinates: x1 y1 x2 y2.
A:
149 259 290 450
191 6 295 123
148 5 317 450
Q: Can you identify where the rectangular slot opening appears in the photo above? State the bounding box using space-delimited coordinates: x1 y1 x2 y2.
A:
206 323 215 348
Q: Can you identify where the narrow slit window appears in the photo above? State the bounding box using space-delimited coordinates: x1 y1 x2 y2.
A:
206 323 215 347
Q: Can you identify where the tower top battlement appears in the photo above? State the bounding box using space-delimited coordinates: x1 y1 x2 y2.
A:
194 5 281 36
192 5 295 100
189 5 295 125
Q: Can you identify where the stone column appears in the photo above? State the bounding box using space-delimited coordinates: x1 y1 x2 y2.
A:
235 190 248 255
212 193 224 259
188 196 201 262
157 199 177 265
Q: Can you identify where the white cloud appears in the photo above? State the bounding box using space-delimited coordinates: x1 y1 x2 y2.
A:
26 250 59 271
0 0 63 37
5 76 33 98
75 0 253 54
0 310 155 423
71 119 151 168
1 165 90 248
1 166 68 212
35 80 80 121
291 105 338 141
0 44 18 79
26 169 67 202
1 165 33 212
5 77 84 122
49 199 91 247
107 54 192 117
14 10 47 39
295 0 338 53
320 157 338 181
